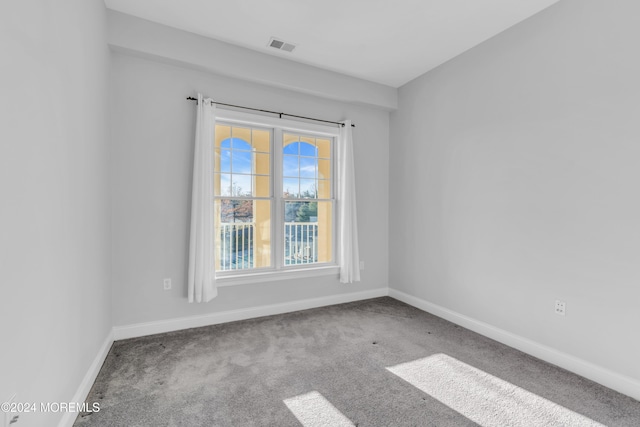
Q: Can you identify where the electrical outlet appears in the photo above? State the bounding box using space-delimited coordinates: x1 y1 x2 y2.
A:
163 278 172 290
555 300 566 316
359 261 365 270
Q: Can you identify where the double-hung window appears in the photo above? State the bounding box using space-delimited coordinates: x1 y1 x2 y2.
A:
213 110 338 283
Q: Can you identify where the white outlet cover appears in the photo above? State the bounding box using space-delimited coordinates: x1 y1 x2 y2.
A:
163 279 172 290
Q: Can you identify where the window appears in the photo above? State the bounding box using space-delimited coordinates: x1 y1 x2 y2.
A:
213 110 338 282
282 133 333 266
214 125 272 271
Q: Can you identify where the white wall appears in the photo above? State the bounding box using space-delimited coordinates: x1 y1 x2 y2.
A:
107 10 397 111
109 51 389 327
0 1 112 426
390 0 640 385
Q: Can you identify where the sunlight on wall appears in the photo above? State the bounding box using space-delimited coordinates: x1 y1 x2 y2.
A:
284 391 354 427
387 354 604 427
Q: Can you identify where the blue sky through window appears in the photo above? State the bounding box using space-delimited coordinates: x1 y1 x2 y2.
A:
300 142 317 157
283 155 298 178
283 141 318 198
218 138 254 196
283 141 318 157
220 149 252 174
220 139 252 172
232 152 251 174
283 142 298 155
299 157 316 178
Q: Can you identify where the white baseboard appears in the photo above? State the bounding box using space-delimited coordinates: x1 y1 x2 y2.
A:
389 288 640 401
58 330 114 427
113 288 389 340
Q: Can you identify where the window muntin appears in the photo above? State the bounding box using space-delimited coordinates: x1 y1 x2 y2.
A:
213 118 336 277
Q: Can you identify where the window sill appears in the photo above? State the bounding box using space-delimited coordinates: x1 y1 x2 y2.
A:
215 265 340 287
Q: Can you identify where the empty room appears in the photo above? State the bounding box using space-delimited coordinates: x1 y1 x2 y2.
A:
2 0 640 426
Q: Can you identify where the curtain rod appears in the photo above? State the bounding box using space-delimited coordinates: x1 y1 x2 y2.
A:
186 97 355 128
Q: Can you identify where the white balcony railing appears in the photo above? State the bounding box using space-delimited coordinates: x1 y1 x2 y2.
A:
219 222 318 271
284 222 318 266
219 223 254 271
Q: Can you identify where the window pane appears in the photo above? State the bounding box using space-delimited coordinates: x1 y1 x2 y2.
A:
299 157 317 178
317 179 331 199
283 155 298 177
215 199 271 271
284 201 332 265
232 174 252 196
283 178 299 198
299 141 317 157
254 175 270 197
215 125 231 148
299 136 315 147
300 179 317 198
317 158 330 180
253 200 271 268
252 129 270 152
219 198 253 223
231 150 252 174
283 141 299 155
217 149 231 173
315 201 332 263
317 138 331 158
232 127 251 145
254 153 270 175
216 173 231 196
231 138 251 151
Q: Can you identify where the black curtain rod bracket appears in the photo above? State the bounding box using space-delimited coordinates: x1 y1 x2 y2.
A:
186 97 355 128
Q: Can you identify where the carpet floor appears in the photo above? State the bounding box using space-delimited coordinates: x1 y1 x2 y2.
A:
74 297 640 426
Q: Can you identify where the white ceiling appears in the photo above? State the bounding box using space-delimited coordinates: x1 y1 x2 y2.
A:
104 0 560 88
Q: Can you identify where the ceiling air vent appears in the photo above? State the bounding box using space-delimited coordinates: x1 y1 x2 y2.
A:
268 37 296 53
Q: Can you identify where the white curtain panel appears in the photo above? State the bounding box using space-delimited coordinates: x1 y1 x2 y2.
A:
337 120 361 283
188 93 217 302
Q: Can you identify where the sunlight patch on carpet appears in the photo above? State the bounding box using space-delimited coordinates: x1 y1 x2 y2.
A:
284 391 355 427
387 353 604 427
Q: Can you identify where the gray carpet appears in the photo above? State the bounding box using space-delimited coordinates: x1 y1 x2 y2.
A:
74 297 640 426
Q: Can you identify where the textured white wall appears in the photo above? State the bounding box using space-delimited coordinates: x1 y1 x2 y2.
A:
109 52 389 326
390 0 640 382
0 1 112 426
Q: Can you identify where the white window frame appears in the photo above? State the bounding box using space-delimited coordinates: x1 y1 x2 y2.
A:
214 109 340 286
